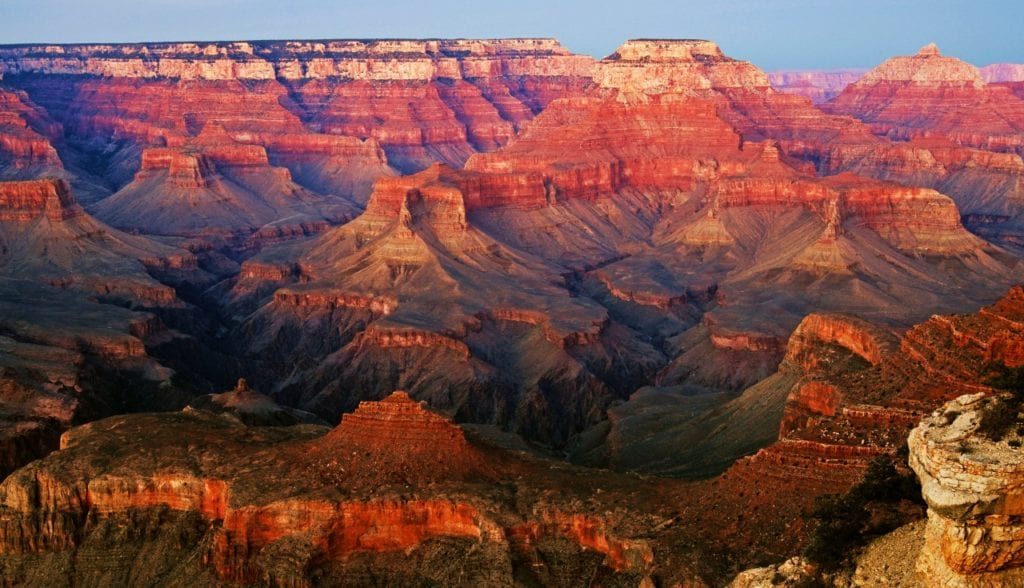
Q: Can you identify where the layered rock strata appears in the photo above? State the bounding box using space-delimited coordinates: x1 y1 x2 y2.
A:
0 394 680 585
909 393 1024 586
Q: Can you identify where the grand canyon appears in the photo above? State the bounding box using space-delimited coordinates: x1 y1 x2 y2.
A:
0 28 1022 587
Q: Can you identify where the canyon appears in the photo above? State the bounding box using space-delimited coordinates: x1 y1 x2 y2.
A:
0 36 1022 585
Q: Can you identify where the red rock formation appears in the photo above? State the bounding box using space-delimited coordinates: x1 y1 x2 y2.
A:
700 287 1024 559
312 391 482 482
826 44 1024 155
0 178 80 221
1 39 595 184
509 512 654 572
784 313 896 370
0 86 62 175
0 403 670 585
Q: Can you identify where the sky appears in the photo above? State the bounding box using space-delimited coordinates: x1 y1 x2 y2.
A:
2 0 1022 71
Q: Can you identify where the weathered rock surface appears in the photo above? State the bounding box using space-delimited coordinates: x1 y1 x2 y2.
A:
0 393 698 586
827 45 1024 155
909 393 1024 586
1 36 1024 586
224 39 1024 458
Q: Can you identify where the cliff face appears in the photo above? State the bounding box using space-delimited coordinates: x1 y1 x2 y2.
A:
827 45 1024 155
225 38 1023 456
981 63 1024 83
0 39 594 82
0 397 681 586
684 288 1024 561
0 178 79 221
0 39 595 186
0 87 61 177
909 393 1024 585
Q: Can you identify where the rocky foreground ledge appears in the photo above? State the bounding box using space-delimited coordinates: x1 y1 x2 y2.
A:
909 393 1024 586
730 392 1024 587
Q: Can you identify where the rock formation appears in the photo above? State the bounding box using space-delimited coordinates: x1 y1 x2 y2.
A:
1 34 1024 586
311 390 486 484
827 44 1024 155
909 393 1024 585
768 68 867 103
186 378 324 426
0 394 683 585
223 38 1024 456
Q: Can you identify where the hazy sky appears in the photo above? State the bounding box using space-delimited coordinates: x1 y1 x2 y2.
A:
2 0 1022 70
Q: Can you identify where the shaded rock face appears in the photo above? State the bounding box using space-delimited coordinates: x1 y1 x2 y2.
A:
186 378 324 426
683 288 1024 559
909 393 1024 585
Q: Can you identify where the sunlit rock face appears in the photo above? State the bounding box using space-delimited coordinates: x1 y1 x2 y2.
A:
910 393 1024 586
0 39 596 180
0 392 673 585
225 38 1023 456
827 44 1024 155
2 34 1024 586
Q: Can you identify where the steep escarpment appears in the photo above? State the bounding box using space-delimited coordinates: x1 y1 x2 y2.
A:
0 395 688 586
689 288 1024 568
0 85 62 179
0 39 595 193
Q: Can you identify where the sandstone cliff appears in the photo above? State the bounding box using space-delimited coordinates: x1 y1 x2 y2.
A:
0 394 695 585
